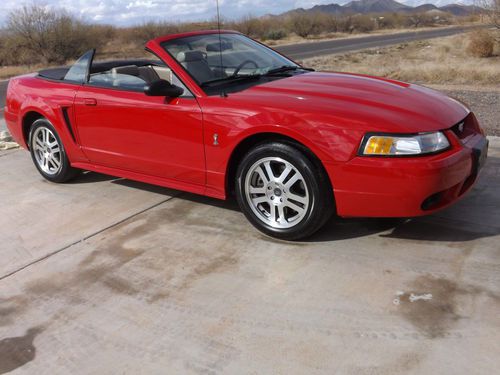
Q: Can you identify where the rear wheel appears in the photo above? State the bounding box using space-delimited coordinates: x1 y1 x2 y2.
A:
29 119 80 183
236 142 333 240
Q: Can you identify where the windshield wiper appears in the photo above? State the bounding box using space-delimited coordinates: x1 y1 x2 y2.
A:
265 65 299 75
264 65 314 76
265 66 315 75
201 74 262 87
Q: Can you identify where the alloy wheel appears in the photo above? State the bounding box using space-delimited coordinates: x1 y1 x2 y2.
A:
244 157 310 229
32 126 62 176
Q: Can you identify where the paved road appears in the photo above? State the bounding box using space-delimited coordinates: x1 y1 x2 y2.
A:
275 25 481 60
0 138 498 373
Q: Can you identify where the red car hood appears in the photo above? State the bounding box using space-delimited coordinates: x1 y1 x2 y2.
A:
239 72 469 133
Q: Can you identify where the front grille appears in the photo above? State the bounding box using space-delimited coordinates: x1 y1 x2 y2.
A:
450 113 478 140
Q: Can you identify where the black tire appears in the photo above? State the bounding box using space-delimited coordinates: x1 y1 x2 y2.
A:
236 142 334 240
29 118 80 183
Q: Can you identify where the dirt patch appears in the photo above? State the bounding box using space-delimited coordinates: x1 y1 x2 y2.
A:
1 200 241 327
0 327 43 374
0 296 29 327
395 277 461 338
394 275 500 338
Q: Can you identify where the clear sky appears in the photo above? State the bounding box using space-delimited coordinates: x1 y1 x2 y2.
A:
0 0 473 27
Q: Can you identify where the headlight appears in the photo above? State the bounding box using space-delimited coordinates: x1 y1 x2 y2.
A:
360 131 450 156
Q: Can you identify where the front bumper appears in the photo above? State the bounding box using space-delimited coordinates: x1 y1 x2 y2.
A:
326 131 488 218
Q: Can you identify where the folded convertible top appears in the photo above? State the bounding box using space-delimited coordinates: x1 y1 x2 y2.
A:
38 67 70 80
38 59 166 81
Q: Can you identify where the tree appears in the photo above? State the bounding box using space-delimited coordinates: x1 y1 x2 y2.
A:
478 0 500 28
7 5 105 65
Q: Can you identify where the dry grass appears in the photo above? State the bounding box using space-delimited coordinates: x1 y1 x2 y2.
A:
304 31 500 86
0 66 41 80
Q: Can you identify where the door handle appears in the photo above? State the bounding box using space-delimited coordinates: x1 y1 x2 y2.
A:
83 98 97 106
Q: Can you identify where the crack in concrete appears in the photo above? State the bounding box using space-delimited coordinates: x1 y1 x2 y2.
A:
0 193 181 282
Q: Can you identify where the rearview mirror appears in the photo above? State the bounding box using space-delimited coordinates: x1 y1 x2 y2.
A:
144 80 184 97
206 41 233 52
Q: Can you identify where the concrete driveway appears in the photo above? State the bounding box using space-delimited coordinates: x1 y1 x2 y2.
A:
1 139 499 374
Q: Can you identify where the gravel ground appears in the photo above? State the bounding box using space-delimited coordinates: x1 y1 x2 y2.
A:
440 89 500 136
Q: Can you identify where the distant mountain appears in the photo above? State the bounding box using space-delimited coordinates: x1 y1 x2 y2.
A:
309 3 345 14
411 4 439 12
438 4 482 16
343 0 411 14
402 0 473 6
280 0 483 16
282 4 345 16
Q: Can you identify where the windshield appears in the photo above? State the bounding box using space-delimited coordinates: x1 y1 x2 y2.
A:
161 33 299 87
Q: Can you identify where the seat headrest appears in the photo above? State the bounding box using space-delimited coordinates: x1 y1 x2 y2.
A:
177 50 205 63
111 65 140 76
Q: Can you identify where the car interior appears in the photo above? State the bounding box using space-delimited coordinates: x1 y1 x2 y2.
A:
88 62 174 91
38 58 190 94
163 39 273 84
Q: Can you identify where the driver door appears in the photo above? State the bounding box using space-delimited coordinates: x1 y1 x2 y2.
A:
73 65 205 185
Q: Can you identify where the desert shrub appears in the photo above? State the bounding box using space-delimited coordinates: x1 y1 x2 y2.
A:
6 5 110 65
126 21 180 45
288 13 316 38
375 14 402 29
263 29 288 40
232 15 264 38
466 31 495 57
337 16 356 33
351 15 376 33
404 13 436 28
309 13 339 34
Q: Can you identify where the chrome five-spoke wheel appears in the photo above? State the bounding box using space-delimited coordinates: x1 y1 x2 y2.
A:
32 126 62 175
245 157 309 229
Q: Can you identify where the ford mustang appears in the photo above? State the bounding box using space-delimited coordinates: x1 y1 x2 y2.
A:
4 30 488 240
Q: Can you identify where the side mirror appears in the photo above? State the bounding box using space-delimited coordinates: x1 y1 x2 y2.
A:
144 79 184 97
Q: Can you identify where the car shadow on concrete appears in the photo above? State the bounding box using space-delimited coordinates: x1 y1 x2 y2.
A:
68 171 118 184
69 156 499 245
305 215 497 243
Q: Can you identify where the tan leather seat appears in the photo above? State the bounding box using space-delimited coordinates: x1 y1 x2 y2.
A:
177 51 214 83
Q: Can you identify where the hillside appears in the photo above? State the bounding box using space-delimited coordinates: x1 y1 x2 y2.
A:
343 0 411 13
281 0 483 16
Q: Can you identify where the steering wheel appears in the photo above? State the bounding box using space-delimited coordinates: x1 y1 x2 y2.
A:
232 60 259 77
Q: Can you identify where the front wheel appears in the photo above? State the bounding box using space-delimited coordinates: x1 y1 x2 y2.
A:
236 142 334 240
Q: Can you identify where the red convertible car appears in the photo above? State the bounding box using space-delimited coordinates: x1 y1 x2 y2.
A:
4 30 488 240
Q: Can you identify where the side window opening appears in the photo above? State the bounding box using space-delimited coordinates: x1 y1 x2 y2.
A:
86 50 193 97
